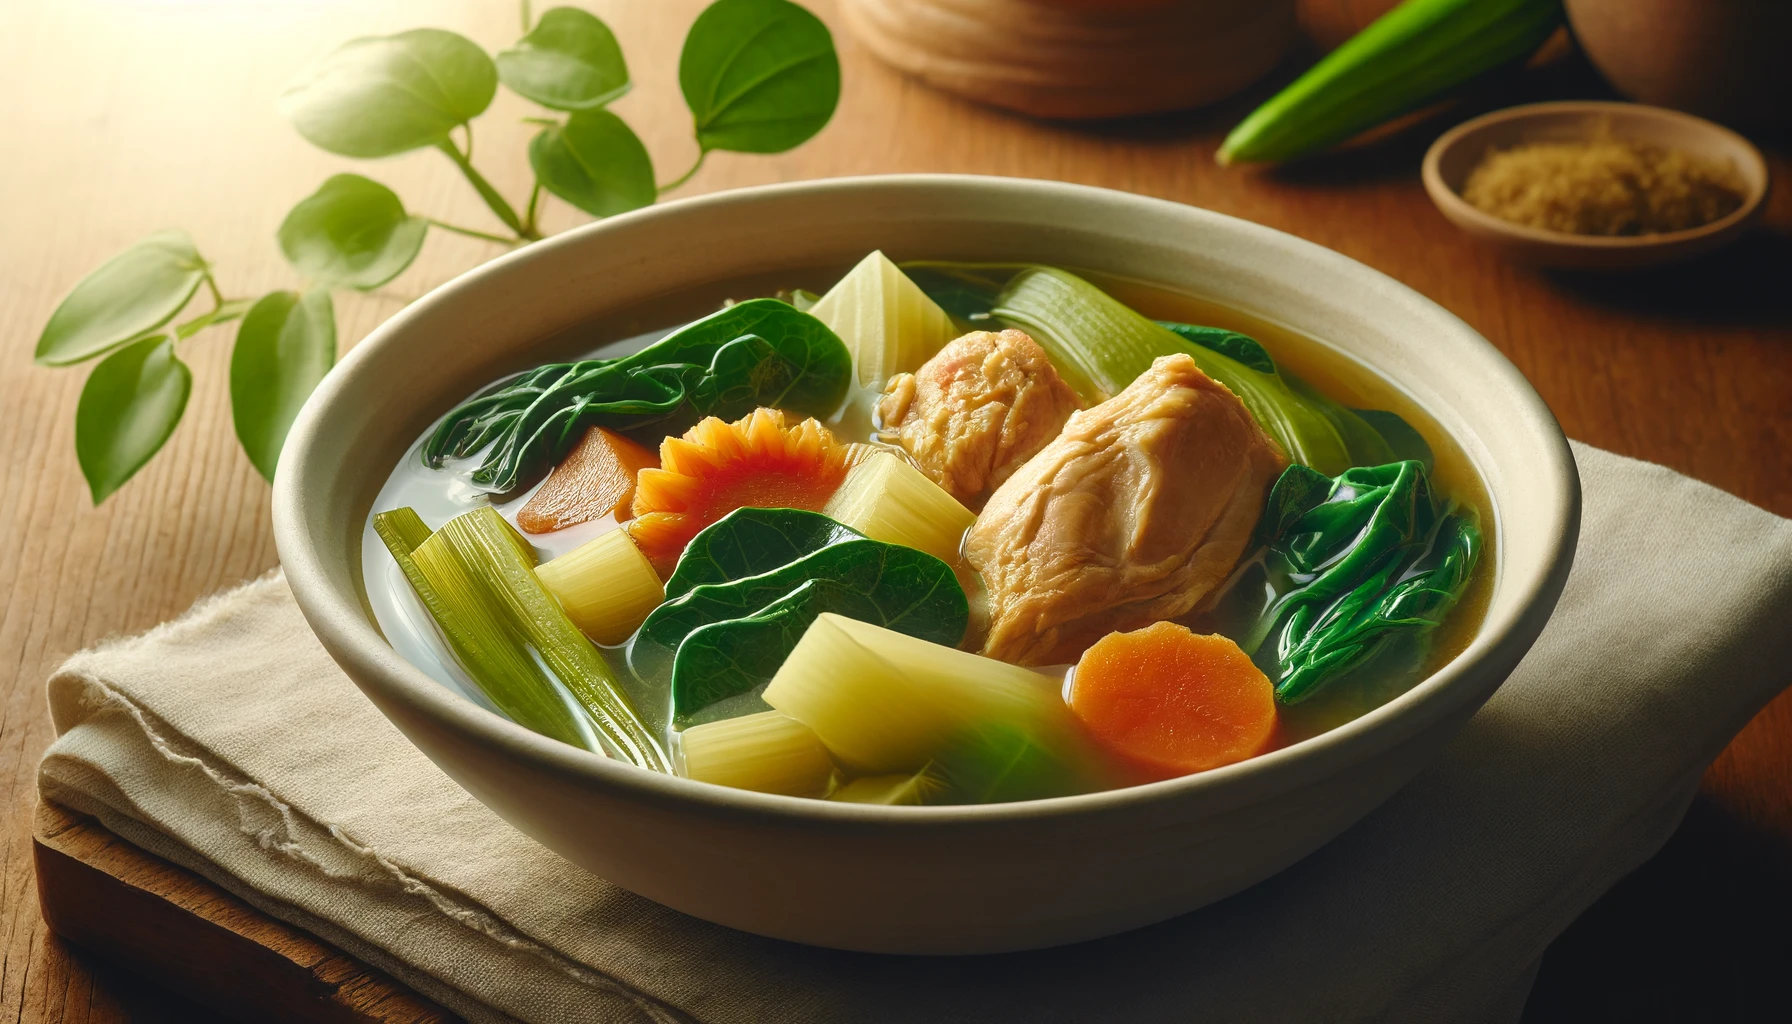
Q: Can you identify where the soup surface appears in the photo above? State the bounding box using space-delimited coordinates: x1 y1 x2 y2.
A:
364 256 1491 802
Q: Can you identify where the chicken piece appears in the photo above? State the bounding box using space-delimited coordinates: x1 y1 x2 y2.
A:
967 353 1286 666
877 329 1082 509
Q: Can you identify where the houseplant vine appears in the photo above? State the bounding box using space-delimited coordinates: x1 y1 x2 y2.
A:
33 0 841 503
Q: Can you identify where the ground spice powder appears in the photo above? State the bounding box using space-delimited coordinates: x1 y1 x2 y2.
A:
1461 136 1745 236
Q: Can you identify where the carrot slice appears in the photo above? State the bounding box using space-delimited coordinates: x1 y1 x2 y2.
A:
1067 621 1276 777
627 408 854 576
516 427 659 534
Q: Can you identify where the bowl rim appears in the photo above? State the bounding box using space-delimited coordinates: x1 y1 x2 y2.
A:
1421 99 1770 250
275 173 1580 829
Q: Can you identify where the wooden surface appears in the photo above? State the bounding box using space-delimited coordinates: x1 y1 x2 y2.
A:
32 803 454 1024
0 1 1787 1020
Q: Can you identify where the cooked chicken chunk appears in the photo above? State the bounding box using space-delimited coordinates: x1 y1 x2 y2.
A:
877 329 1082 510
966 353 1286 666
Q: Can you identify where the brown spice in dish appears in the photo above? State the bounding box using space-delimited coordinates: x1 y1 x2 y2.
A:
1461 136 1745 236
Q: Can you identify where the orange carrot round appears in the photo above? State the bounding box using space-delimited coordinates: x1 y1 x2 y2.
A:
1068 621 1276 777
517 426 659 534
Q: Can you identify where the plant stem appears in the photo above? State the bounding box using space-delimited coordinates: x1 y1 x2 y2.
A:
522 182 543 239
202 271 225 308
435 137 536 240
427 219 521 246
657 151 708 194
521 0 532 33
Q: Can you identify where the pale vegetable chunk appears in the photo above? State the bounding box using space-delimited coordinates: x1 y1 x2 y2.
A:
763 613 1094 780
878 329 1082 509
680 711 837 797
821 451 975 568
968 353 1286 666
535 527 665 645
809 250 956 387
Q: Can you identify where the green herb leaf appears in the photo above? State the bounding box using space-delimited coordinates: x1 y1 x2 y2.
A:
424 298 851 492
666 506 862 598
527 109 656 217
630 508 969 721
75 335 191 503
230 289 337 482
1158 321 1277 375
497 7 629 111
281 29 497 158
679 0 840 154
1226 461 1482 703
277 175 427 290
36 230 207 367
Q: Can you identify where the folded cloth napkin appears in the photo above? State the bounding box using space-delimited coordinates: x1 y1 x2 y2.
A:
39 442 1792 1024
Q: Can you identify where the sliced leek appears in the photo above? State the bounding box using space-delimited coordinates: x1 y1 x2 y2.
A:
680 710 837 797
831 767 943 805
821 451 974 568
809 250 957 387
536 527 665 645
763 613 1092 782
405 505 670 771
374 507 596 752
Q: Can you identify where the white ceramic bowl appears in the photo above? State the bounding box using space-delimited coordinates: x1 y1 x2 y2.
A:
275 175 1579 955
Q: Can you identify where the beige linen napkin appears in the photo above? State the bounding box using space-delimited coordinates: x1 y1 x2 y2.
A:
39 443 1792 1024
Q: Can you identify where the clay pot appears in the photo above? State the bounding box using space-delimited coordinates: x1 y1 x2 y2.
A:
1565 0 1792 128
838 0 1301 120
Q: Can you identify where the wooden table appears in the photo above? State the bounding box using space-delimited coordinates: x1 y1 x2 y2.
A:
2 1 1787 1019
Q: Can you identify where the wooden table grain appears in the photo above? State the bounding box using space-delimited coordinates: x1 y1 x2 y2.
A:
2 1 1787 1020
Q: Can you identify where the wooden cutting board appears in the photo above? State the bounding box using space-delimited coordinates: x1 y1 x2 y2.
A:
32 800 460 1024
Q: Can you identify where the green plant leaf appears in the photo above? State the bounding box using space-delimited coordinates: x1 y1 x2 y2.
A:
679 0 840 154
497 7 629 111
277 174 427 290
75 335 191 503
528 109 656 217
36 230 206 367
424 298 850 492
230 289 337 481
281 29 497 158
629 508 968 721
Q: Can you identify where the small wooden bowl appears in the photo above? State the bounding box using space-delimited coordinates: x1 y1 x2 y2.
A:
1422 101 1769 270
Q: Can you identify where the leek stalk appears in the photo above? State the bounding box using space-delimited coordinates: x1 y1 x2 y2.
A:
393 505 671 771
1219 0 1564 165
994 267 1379 476
680 710 837 796
373 508 597 752
821 451 975 569
809 250 957 387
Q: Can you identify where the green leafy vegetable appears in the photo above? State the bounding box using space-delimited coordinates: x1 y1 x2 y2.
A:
281 29 498 158
75 335 191 503
1232 461 1482 703
36 231 207 367
424 298 851 493
1159 321 1277 375
666 506 862 598
497 7 630 111
1354 408 1434 471
528 110 657 217
932 722 1082 804
630 508 968 722
277 175 428 290
230 289 337 481
679 0 841 154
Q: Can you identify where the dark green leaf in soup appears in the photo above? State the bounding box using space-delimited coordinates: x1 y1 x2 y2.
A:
1157 321 1277 375
665 507 862 598
1221 460 1482 704
629 508 968 722
423 298 851 493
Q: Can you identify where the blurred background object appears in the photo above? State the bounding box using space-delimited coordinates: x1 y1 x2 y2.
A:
837 0 1299 119
1565 0 1792 129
